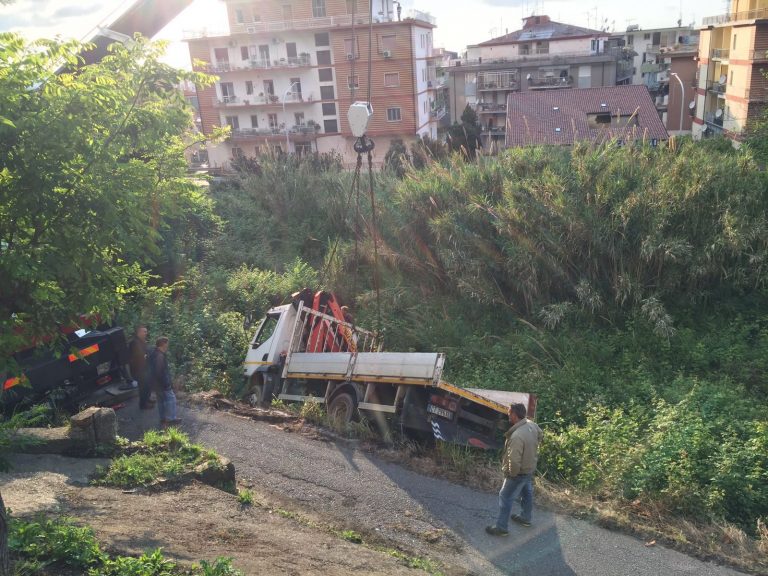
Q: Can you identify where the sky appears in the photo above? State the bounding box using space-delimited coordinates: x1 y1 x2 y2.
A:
2 0 731 67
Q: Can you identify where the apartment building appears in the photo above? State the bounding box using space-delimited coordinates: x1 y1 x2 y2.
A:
614 25 699 132
446 15 635 148
185 0 443 168
693 0 768 140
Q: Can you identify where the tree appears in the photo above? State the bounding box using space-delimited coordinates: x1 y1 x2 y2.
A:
447 105 482 158
0 34 213 575
0 34 214 360
383 138 410 178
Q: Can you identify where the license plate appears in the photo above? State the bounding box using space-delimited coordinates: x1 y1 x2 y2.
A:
427 404 453 420
96 361 111 376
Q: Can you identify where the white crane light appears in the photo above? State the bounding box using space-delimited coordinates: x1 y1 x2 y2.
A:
348 101 373 138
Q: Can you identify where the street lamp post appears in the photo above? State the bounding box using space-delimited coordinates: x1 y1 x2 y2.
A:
283 81 301 153
670 72 685 133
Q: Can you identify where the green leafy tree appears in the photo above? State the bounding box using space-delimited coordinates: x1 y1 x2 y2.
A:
0 34 214 360
384 138 410 178
447 105 482 158
0 35 213 575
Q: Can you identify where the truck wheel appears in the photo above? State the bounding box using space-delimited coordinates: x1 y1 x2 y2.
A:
328 391 357 425
243 374 265 407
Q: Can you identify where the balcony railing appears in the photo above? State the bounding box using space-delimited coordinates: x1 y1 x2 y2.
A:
528 75 573 89
478 79 519 90
186 10 433 39
750 49 768 61
477 103 507 114
430 106 447 120
450 46 630 68
711 48 730 60
707 81 727 94
215 93 309 107
702 6 768 25
230 127 284 138
704 111 725 127
482 126 506 136
209 55 312 73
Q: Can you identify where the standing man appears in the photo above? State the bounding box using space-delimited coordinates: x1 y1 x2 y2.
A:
128 325 154 410
486 402 542 536
147 336 181 428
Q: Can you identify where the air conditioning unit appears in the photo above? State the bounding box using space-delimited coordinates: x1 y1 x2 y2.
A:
228 40 238 47
382 50 392 58
246 26 256 33
346 53 355 60
272 37 283 44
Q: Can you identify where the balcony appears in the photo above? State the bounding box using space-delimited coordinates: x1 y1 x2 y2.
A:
430 106 447 120
289 123 321 136
646 43 699 55
478 79 519 91
702 6 768 25
230 124 321 140
711 48 730 60
214 93 315 108
707 81 727 95
704 110 724 127
476 103 507 114
482 126 506 136
528 75 573 89
450 47 631 68
209 55 312 73
750 49 768 61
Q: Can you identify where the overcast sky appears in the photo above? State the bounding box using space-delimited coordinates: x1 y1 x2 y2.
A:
2 0 729 67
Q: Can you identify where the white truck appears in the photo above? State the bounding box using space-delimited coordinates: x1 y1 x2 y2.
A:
242 289 536 449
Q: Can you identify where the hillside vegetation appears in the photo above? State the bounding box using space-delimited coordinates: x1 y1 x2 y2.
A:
125 139 768 540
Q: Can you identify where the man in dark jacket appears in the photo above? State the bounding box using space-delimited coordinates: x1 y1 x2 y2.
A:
128 325 154 409
486 402 542 536
147 336 181 428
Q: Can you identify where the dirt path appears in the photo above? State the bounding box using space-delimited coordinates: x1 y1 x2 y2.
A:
0 454 427 575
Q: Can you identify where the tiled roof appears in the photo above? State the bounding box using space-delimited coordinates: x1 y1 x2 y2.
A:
504 85 669 147
479 20 602 46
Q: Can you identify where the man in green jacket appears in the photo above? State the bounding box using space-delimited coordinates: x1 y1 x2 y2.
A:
486 402 542 536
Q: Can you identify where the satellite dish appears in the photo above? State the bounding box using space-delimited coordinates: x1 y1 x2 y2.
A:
526 73 532 80
715 108 723 118
718 74 726 84
688 101 696 110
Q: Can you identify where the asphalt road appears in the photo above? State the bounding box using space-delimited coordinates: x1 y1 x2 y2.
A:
119 400 748 576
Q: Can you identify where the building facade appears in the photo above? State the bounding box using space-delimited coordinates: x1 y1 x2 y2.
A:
693 0 768 140
185 0 444 168
614 25 699 132
446 15 634 148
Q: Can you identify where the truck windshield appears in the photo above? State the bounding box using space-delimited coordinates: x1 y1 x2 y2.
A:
252 312 280 348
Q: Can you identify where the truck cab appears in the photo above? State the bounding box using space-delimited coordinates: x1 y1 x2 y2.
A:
241 304 296 405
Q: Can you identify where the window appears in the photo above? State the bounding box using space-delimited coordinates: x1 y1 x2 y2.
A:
347 75 359 89
643 33 651 40
235 9 244 23
232 146 244 158
346 0 357 14
286 42 297 58
594 113 611 124
282 4 292 20
344 38 359 58
214 47 229 62
318 68 333 82
250 115 259 128
520 43 530 55
320 85 335 100
322 103 337 115
733 34 737 50
312 0 326 18
317 50 332 65
294 112 305 125
627 35 634 46
381 34 396 50
729 70 733 85
241 46 249 60
536 41 549 54
220 82 235 101
262 79 274 96
387 107 402 122
246 80 254 95
268 113 278 129
422 68 427 82
323 119 338 132
315 32 330 47
225 115 240 129
384 72 399 87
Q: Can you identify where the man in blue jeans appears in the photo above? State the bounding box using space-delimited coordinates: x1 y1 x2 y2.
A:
148 336 181 429
486 402 542 536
